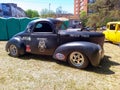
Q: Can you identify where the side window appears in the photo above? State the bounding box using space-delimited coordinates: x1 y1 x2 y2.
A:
110 24 116 30
33 22 53 32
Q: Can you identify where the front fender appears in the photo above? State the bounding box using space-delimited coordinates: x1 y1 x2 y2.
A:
6 37 25 55
53 41 103 66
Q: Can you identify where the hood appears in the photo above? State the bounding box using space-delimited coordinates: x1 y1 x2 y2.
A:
58 30 104 38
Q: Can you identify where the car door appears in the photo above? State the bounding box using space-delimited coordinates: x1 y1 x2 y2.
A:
29 21 58 55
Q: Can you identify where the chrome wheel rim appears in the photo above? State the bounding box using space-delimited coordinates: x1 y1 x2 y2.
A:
9 45 18 56
70 52 84 67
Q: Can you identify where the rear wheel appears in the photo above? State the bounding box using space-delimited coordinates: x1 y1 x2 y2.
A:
68 51 89 69
9 44 19 57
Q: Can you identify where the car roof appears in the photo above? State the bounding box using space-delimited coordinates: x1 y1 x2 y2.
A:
30 18 62 24
107 21 120 25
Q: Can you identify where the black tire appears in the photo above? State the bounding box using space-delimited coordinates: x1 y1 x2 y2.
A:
68 51 89 69
8 44 19 57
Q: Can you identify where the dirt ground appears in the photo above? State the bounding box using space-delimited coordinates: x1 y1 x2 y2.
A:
0 41 120 90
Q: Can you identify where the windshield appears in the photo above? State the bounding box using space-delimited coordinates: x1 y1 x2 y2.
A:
110 24 116 30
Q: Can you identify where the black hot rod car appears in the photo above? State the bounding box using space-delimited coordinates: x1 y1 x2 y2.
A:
6 18 105 69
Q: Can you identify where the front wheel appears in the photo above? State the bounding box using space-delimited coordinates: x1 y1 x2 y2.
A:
68 51 89 69
9 44 19 57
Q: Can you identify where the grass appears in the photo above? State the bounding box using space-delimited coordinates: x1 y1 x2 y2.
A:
0 41 120 90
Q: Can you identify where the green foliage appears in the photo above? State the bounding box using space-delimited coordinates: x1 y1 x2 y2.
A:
80 11 88 27
25 9 39 18
40 8 55 18
87 13 100 27
86 0 120 27
80 11 87 18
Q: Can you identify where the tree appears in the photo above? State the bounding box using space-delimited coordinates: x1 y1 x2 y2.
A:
87 0 120 27
87 13 101 27
32 10 39 17
56 6 68 17
80 11 88 27
56 6 63 15
40 8 55 18
25 9 39 18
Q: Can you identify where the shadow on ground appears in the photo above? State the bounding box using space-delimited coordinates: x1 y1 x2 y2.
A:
86 55 120 75
19 54 120 75
105 40 120 47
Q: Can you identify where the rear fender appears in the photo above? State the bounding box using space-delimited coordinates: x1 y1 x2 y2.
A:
53 41 102 66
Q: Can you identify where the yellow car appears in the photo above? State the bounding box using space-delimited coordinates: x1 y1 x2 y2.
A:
103 22 120 44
